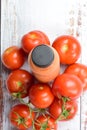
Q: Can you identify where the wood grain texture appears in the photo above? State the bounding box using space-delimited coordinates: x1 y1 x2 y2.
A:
80 1 87 130
1 0 87 130
0 78 3 130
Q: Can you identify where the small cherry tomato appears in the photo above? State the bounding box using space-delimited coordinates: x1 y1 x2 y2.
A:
6 69 33 98
21 30 50 53
65 63 87 91
49 98 78 121
52 35 81 64
34 114 57 130
52 73 83 100
1 46 25 70
29 83 54 108
9 104 35 129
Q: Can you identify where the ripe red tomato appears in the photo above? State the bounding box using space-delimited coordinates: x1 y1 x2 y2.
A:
52 73 83 100
34 114 57 130
6 69 33 98
29 83 54 108
9 104 35 129
65 63 87 91
21 30 50 53
52 35 81 64
1 46 25 70
49 98 78 121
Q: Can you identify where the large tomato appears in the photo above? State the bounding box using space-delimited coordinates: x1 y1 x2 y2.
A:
9 104 35 129
1 46 25 70
49 98 78 121
29 83 54 108
6 69 33 98
65 63 87 91
52 35 81 64
52 73 83 100
34 114 57 130
21 30 50 53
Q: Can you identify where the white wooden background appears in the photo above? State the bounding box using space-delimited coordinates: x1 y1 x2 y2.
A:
1 0 87 130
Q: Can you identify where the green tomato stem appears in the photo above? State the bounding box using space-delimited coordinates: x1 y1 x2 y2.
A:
55 96 71 122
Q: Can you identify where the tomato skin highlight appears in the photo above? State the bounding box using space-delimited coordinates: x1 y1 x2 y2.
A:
52 73 83 100
29 83 54 108
35 114 57 130
9 104 35 129
49 98 78 121
65 63 87 91
6 69 33 98
21 30 50 53
1 46 25 70
52 35 81 64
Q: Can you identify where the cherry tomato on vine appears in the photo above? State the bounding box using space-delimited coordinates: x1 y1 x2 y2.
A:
1 46 25 70
6 69 33 98
65 63 87 91
9 104 35 129
29 83 54 108
21 30 50 53
52 73 83 100
52 35 81 64
34 114 57 130
49 98 78 121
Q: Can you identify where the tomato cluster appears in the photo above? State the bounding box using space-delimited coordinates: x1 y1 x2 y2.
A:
1 30 87 130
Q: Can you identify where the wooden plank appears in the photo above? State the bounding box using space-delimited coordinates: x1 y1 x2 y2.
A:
1 0 87 130
80 1 87 130
0 0 3 129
